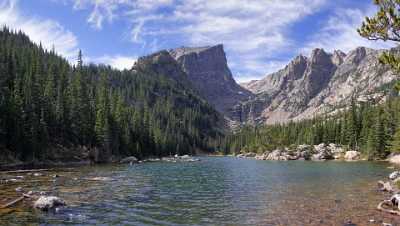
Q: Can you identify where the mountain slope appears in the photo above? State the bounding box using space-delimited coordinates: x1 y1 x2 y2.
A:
235 47 396 125
169 45 253 114
0 28 224 164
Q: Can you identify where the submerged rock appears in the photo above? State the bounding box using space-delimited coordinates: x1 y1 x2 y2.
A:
120 156 138 164
378 180 394 193
34 196 66 211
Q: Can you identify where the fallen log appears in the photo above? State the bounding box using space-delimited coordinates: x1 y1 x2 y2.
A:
0 169 49 174
0 193 32 209
377 200 400 215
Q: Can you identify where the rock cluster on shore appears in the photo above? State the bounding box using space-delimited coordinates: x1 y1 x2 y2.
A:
236 143 361 161
377 170 400 217
120 155 201 164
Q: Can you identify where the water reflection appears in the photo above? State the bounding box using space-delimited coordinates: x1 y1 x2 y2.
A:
0 157 399 225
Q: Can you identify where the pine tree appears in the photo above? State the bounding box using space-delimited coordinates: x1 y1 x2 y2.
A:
358 0 400 91
391 125 400 153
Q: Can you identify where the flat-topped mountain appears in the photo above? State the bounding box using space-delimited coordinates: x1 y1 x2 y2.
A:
234 47 396 125
169 44 253 114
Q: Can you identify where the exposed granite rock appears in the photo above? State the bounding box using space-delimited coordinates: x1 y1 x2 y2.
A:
236 143 354 162
344 151 361 161
34 196 65 211
237 47 396 125
169 45 253 115
388 154 400 165
133 50 191 87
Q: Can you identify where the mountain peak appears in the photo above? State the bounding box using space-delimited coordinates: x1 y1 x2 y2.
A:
169 44 253 114
169 44 224 60
310 48 331 64
345 46 368 64
331 50 347 66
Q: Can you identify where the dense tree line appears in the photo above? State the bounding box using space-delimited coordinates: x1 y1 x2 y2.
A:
0 27 223 163
219 95 400 160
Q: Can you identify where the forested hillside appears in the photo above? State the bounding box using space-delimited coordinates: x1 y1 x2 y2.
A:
220 94 400 160
0 27 223 164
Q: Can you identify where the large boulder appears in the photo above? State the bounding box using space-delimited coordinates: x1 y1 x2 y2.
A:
314 143 327 152
344 151 361 161
328 143 344 159
120 156 138 164
391 194 400 210
299 150 311 160
244 152 256 158
255 154 267 160
266 149 282 160
388 154 400 165
311 150 332 161
389 171 400 180
297 144 312 152
34 196 65 211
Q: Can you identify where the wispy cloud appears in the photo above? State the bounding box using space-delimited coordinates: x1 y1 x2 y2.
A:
0 0 79 59
58 0 398 82
124 0 328 80
89 55 137 70
302 6 396 55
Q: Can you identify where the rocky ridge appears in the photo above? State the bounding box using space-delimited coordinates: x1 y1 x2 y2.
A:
169 45 254 115
236 47 397 125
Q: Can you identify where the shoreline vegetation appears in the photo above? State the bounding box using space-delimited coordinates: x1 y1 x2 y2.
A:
0 27 223 167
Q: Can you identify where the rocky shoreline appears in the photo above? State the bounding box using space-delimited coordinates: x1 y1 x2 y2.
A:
376 170 400 225
236 143 362 161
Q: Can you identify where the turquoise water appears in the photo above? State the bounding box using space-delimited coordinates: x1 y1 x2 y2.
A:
0 157 399 225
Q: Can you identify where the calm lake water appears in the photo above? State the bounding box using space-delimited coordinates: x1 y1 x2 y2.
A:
0 157 399 225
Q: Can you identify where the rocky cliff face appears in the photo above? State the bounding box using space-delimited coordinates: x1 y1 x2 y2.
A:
237 47 397 125
133 45 397 127
169 45 253 114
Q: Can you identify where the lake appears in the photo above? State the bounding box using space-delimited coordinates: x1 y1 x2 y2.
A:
0 157 399 225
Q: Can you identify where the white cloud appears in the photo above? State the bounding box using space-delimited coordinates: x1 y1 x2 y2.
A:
90 55 137 70
60 0 398 82
0 0 79 59
134 0 328 81
64 0 328 81
302 7 396 55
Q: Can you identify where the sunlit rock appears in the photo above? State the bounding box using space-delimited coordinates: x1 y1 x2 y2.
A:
34 196 65 211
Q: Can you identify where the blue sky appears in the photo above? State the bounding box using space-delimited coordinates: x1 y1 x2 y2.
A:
0 0 395 82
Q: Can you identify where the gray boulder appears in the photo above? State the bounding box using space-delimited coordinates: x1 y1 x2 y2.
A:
314 143 327 152
266 149 282 160
391 194 400 210
34 196 66 211
244 152 256 158
344 151 360 161
389 171 400 180
120 156 138 164
388 154 400 165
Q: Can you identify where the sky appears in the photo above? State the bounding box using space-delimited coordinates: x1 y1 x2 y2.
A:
0 0 396 83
